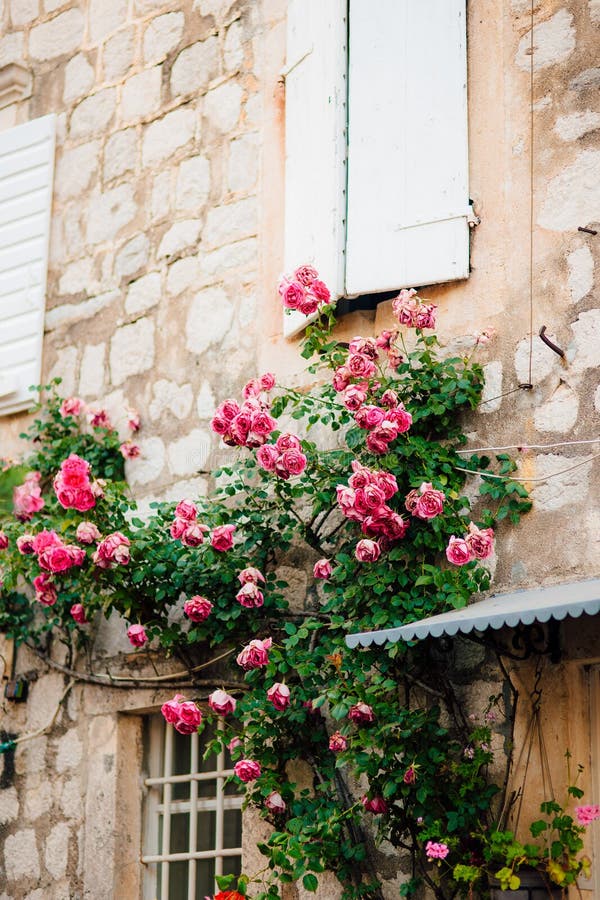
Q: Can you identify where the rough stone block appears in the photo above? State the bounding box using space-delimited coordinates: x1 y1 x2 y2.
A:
55 140 100 201
143 11 184 65
227 132 258 193
186 286 233 353
142 106 195 167
86 184 136 245
126 436 166 485
478 361 502 413
115 234 149 278
204 80 243 133
196 380 215 419
45 823 70 880
103 27 135 81
70 87 116 139
158 219 201 258
198 237 257 283
554 109 600 141
514 334 559 384
167 428 210 475
89 0 128 43
10 0 39 27
170 37 220 98
0 786 19 825
591 0 600 23
4 830 40 881
224 19 244 72
126 271 161 315
567 245 594 303
48 347 78 396
55 728 83 772
30 8 84 61
534 383 579 433
151 169 172 221
531 453 591 512
63 53 95 104
58 257 94 296
0 32 24 68
516 9 575 71
176 154 210 211
23 782 52 821
203 197 257 248
569 308 600 372
79 343 107 397
104 128 137 181
149 379 193 420
121 66 162 123
59 777 83 820
539 149 600 231
166 256 198 295
110 317 155 384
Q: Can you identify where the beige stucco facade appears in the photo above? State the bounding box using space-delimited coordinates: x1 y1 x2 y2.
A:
0 0 598 897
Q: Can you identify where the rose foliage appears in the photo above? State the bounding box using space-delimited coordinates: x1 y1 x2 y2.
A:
0 276 538 899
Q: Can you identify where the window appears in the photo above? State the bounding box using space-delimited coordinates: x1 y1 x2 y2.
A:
142 715 243 900
283 0 470 337
0 114 56 414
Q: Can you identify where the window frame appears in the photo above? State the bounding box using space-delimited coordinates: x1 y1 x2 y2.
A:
141 715 243 900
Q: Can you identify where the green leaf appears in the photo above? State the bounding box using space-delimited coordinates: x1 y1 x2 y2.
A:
302 874 318 892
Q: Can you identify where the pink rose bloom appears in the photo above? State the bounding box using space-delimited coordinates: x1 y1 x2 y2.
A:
414 303 437 329
380 389 398 408
348 702 375 725
280 280 305 310
59 454 91 489
355 539 381 563
169 517 188 540
127 409 141 432
127 624 148 648
265 791 286 813
425 841 449 861
219 399 241 421
228 737 242 752
210 413 229 436
14 472 45 521
267 682 290 711
208 689 237 715
39 543 77 573
250 411 277 438
465 522 495 560
446 536 474 566
392 288 418 325
16 534 35 555
211 524 236 552
88 409 112 429
182 522 208 548
329 731 347 752
313 559 333 580
33 529 62 555
256 444 279 471
175 500 198 522
59 396 84 418
348 336 378 359
361 796 388 814
0 532 8 550
355 405 385 430
234 759 261 782
342 384 368 411
238 566 265 585
175 701 203 735
311 279 331 303
66 545 86 567
375 330 398 351
293 264 319 286
347 354 376 379
297 293 320 316
70 603 88 624
278 448 307 477
403 765 417 784
243 378 261 399
236 583 264 608
93 532 131 568
34 573 58 607
385 406 412 434
120 442 141 459
184 596 213 623
405 489 419 513
275 433 301 453
54 483 97 512
260 372 276 391
76 521 101 544
161 694 185 725
413 483 445 520
229 412 252 446
236 637 272 670
332 366 351 392
575 805 600 825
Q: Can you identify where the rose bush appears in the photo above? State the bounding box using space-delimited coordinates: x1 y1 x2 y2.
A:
0 273 538 899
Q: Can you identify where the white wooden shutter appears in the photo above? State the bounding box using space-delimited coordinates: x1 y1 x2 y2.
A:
283 0 347 338
345 0 470 296
0 114 55 415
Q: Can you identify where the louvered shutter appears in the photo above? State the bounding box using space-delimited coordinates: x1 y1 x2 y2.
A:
345 0 470 296
283 0 347 338
0 114 56 416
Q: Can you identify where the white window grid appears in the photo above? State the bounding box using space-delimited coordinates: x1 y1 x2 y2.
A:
142 716 243 900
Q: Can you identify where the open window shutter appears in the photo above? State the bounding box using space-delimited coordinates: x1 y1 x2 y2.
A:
283 0 347 338
345 0 470 296
0 114 56 416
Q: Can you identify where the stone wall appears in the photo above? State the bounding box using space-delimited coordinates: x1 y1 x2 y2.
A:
0 0 599 898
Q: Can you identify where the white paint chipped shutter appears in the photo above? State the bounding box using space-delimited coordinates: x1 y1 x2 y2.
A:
0 114 56 416
345 0 470 296
283 0 347 338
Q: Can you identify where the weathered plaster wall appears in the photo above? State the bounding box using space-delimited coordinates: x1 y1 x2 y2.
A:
0 0 598 898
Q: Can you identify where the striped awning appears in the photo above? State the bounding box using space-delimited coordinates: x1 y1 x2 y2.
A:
345 578 600 649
